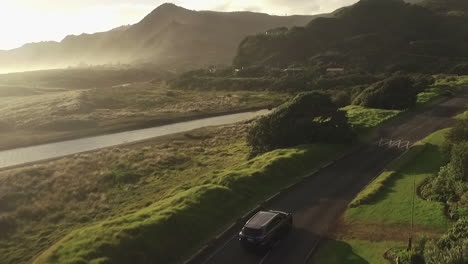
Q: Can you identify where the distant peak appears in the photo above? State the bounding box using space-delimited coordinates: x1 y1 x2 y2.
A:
155 3 186 11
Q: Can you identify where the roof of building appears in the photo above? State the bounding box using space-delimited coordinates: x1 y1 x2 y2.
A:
245 211 277 229
326 68 345 71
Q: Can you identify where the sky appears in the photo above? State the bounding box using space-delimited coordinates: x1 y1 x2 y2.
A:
0 0 359 50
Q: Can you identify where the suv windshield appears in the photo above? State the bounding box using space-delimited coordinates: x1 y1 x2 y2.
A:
242 227 263 237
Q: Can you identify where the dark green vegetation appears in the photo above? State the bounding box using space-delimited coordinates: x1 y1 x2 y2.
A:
422 219 468 264
235 0 468 74
421 116 468 220
247 92 352 155
0 123 345 264
387 218 468 264
0 3 318 73
352 75 424 110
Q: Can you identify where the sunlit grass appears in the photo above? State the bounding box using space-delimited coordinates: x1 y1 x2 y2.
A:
34 142 345 264
0 123 346 264
342 105 401 130
345 129 448 230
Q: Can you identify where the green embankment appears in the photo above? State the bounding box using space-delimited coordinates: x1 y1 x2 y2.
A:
345 129 448 229
313 129 450 264
34 144 345 264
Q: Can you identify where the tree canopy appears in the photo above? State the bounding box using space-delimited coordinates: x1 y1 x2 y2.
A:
247 92 353 155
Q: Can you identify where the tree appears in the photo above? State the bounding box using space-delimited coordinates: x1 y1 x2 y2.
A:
247 92 353 155
353 75 419 110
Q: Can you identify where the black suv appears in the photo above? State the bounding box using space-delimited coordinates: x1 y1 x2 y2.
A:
238 210 293 249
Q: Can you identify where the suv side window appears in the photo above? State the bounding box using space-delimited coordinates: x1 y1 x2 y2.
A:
266 216 281 233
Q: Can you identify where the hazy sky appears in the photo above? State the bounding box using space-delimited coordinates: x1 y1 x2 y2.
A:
0 0 358 50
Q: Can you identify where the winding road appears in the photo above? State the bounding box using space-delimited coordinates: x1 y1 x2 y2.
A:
203 90 468 264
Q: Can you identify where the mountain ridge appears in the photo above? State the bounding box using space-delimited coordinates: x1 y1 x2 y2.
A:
233 0 468 73
0 3 323 73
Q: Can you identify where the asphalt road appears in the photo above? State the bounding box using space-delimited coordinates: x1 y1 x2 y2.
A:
205 91 468 264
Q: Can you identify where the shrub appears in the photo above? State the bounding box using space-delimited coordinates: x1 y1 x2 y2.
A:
423 219 468 264
247 92 353 155
447 118 468 144
353 74 419 110
421 142 468 204
331 90 352 107
451 63 468 75
411 74 436 92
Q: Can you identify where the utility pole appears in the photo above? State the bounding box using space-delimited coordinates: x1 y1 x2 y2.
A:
408 176 416 251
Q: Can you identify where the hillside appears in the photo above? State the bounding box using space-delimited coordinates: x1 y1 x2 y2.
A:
0 3 321 73
234 0 468 73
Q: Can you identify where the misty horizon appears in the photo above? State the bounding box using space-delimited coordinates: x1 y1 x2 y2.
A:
0 0 360 50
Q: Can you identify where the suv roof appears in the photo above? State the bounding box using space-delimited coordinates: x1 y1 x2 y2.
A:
245 211 278 229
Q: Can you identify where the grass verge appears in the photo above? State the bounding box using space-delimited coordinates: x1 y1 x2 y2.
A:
29 136 345 264
349 143 427 208
312 239 403 264
345 129 448 229
313 129 450 264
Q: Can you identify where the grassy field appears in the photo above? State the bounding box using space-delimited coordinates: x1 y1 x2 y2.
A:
0 122 346 264
313 129 450 264
0 80 287 149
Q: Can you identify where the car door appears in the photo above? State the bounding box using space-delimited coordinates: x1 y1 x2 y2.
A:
265 216 282 243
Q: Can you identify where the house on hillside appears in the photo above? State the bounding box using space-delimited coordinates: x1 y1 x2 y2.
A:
283 67 305 77
326 67 345 73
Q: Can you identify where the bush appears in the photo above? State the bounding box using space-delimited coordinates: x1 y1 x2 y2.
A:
447 118 468 144
421 142 468 204
451 63 468 75
247 92 353 155
353 74 419 110
411 74 436 92
331 90 352 107
423 219 468 264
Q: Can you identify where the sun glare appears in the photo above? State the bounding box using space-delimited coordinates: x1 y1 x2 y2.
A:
0 2 153 50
